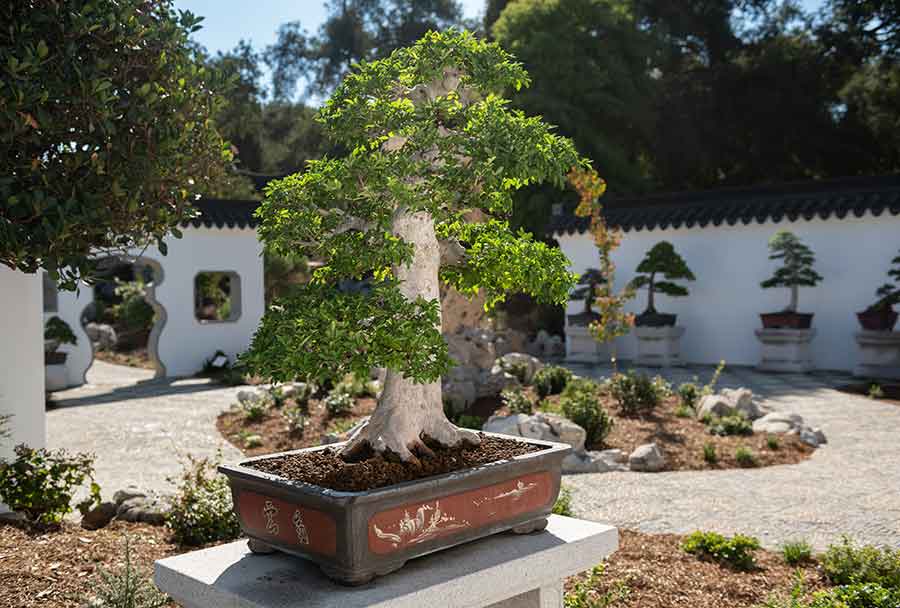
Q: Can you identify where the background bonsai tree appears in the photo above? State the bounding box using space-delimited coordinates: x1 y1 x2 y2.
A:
568 268 604 324
867 249 900 312
44 316 77 354
1 0 238 287
629 241 695 325
243 31 585 463
760 231 823 313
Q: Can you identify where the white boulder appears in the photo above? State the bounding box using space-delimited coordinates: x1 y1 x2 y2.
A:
628 443 666 472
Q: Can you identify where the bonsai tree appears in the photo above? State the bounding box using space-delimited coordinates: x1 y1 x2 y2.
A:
568 268 604 324
628 241 695 325
44 316 77 355
1 0 234 287
760 231 823 313
243 31 585 463
867 250 900 312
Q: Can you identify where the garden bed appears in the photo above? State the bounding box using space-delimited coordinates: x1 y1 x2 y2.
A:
216 394 376 456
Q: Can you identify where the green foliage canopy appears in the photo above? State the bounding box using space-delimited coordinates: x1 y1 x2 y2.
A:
630 241 696 298
244 30 583 384
1 0 234 287
760 231 823 290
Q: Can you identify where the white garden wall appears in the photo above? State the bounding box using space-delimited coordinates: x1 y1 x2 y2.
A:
557 211 900 371
0 267 45 462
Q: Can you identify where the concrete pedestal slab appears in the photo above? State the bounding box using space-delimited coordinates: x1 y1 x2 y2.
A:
154 515 618 608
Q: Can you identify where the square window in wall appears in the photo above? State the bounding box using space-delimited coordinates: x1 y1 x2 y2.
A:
195 272 241 323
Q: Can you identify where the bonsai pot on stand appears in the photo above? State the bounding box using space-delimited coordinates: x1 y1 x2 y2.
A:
634 313 685 367
565 312 604 362
219 433 570 585
853 254 900 378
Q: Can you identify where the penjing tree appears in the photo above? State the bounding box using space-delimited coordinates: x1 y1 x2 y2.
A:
244 30 585 463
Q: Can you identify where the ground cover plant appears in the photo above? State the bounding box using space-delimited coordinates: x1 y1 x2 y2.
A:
165 455 240 547
682 530 761 571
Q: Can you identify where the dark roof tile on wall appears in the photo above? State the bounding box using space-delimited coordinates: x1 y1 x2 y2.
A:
549 175 900 236
180 199 260 230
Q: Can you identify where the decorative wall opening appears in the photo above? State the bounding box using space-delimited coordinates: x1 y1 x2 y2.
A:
194 272 242 323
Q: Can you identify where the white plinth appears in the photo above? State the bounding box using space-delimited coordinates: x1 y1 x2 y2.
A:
755 328 816 373
634 326 685 367
45 363 68 392
154 515 618 608
854 331 900 379
565 325 604 362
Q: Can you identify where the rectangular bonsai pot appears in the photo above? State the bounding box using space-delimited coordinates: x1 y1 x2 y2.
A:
218 432 571 585
760 312 813 329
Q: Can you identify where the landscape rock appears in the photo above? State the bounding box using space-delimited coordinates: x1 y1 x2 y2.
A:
628 443 666 472
80 501 118 530
113 489 167 526
482 413 530 437
752 412 828 447
563 450 629 474
496 353 544 384
112 487 146 504
85 322 117 350
527 330 565 358
236 389 262 405
478 366 520 398
697 387 763 420
696 394 733 419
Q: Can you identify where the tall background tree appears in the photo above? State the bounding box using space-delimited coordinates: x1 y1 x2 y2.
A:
1 0 236 286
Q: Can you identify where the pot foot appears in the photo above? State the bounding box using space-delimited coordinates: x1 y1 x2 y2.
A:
247 538 276 554
511 517 548 535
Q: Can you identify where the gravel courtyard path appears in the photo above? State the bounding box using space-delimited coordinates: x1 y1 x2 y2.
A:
561 362 900 551
47 361 243 499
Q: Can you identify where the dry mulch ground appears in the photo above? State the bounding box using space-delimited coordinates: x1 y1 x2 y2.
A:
1 521 831 608
0 519 179 608
568 529 829 608
94 347 155 370
217 395 376 456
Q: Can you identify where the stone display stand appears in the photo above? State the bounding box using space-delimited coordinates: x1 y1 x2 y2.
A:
854 331 900 380
634 326 685 367
154 515 618 608
755 328 816 373
44 362 68 392
565 324 604 362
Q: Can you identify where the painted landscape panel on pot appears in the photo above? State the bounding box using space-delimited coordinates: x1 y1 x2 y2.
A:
368 471 553 554
237 491 337 556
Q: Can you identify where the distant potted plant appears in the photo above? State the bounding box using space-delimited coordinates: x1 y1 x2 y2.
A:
629 241 695 327
44 316 77 392
857 250 900 331
760 231 822 329
44 316 77 365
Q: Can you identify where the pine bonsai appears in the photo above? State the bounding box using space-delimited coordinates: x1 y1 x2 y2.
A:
629 241 695 325
568 268 604 324
760 231 823 312
243 31 585 463
44 316 77 353
866 250 900 312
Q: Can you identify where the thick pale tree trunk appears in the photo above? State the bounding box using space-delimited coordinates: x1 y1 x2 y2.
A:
341 208 480 462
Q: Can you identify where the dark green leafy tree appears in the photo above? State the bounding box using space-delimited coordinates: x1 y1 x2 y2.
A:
1 0 235 287
629 241 695 317
760 231 823 312
244 30 583 462
266 0 466 100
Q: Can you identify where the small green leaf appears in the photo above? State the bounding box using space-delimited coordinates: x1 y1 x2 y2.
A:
36 40 48 58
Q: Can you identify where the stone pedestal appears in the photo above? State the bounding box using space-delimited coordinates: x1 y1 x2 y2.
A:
155 515 618 608
854 331 900 380
565 324 604 362
44 363 68 392
634 326 685 367
755 328 816 373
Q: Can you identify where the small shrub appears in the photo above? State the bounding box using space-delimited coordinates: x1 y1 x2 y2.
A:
768 434 781 450
678 381 700 409
284 406 307 435
735 446 758 467
80 536 167 608
868 384 885 400
782 540 813 565
564 564 630 608
0 445 100 526
454 414 484 430
269 386 287 408
674 404 693 418
333 371 376 398
534 365 573 398
327 417 359 435
241 400 266 423
708 413 753 436
553 487 573 517
166 455 241 546
502 387 533 415
243 434 263 449
607 371 661 414
323 391 354 417
702 442 718 464
682 530 760 570
502 360 530 385
559 381 613 446
808 583 900 608
822 537 900 588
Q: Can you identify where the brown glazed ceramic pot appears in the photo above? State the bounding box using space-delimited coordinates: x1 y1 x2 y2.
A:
759 312 814 329
219 433 571 585
856 308 899 331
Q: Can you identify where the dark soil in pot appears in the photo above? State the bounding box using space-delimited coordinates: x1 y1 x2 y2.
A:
246 434 538 492
44 351 67 365
759 312 813 329
635 311 677 327
856 308 898 331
